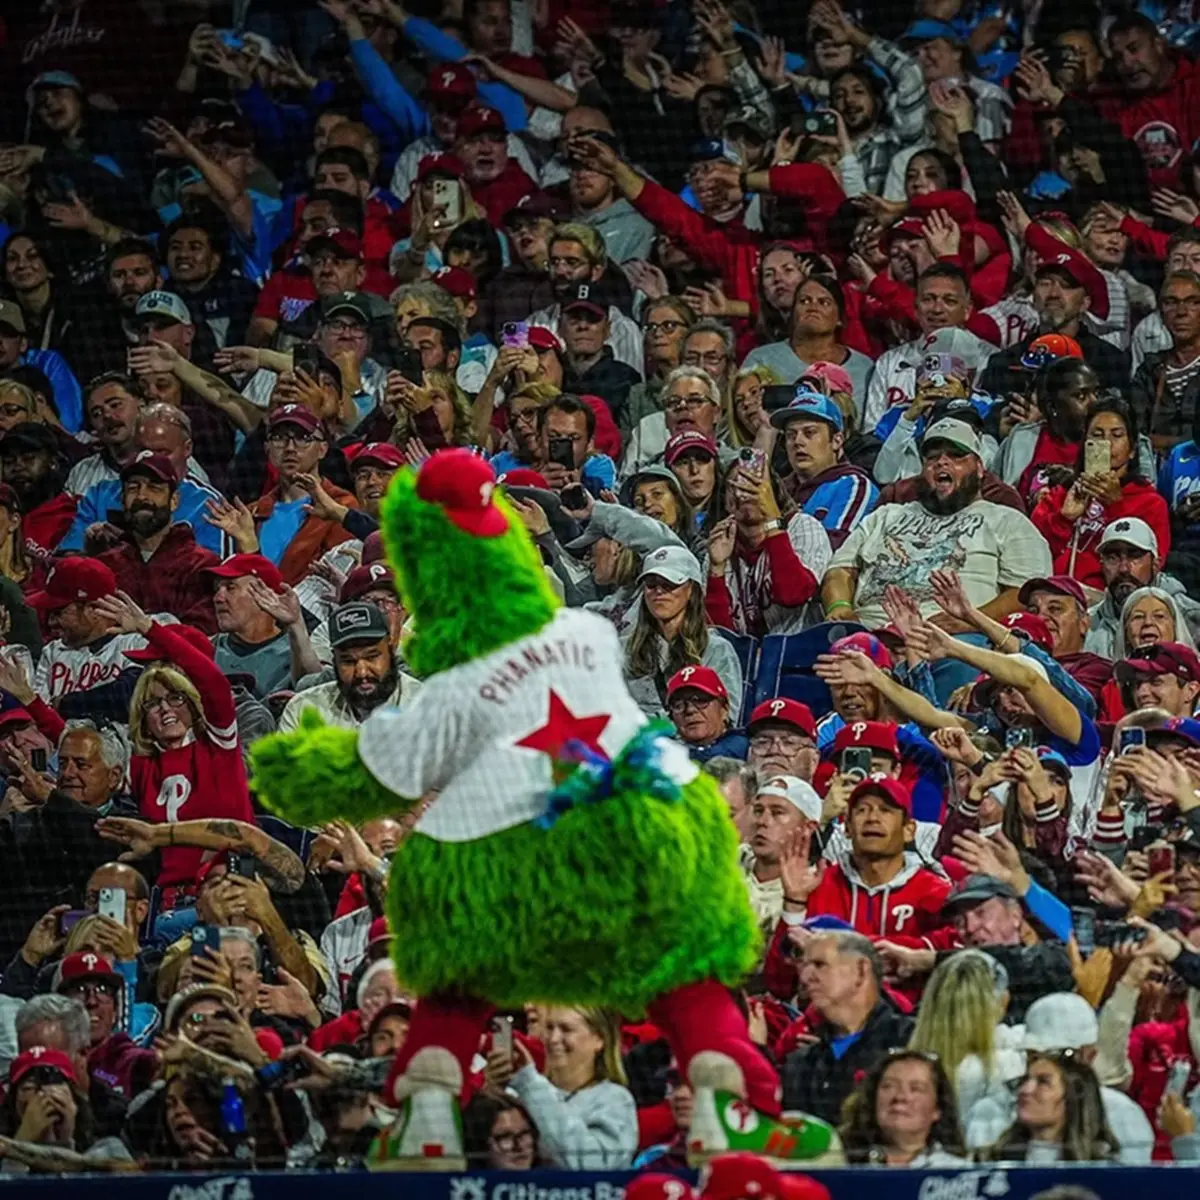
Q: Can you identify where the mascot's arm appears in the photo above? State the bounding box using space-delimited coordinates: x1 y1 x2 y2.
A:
250 709 418 827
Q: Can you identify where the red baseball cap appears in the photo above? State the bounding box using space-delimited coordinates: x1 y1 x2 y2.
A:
664 430 719 465
121 450 179 488
56 950 122 993
527 325 563 354
747 698 817 739
1002 610 1054 652
830 631 894 670
628 1177 697 1200
367 915 391 947
340 562 396 603
432 265 477 300
266 403 324 437
9 1046 77 1089
666 665 729 703
848 773 913 816
1018 574 1088 611
306 227 364 261
426 62 476 105
1034 243 1108 319
499 467 550 488
455 105 505 139
363 531 385 564
1116 641 1200 685
832 720 900 758
203 553 286 593
347 442 406 471
28 557 118 611
0 706 34 732
125 623 215 664
416 449 508 537
701 1152 787 1200
416 152 466 182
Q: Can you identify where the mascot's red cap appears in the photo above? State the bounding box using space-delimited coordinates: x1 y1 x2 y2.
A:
416 448 508 537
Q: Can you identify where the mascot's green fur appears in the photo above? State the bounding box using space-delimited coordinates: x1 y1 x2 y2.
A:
250 466 759 1015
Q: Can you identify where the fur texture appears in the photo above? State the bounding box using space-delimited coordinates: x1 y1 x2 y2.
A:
251 461 759 1015
385 772 760 1014
378 468 559 678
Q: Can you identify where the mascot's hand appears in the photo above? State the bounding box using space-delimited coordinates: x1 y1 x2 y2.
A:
250 709 412 827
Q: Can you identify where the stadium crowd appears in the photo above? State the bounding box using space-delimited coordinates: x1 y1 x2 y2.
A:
3 0 1200 1177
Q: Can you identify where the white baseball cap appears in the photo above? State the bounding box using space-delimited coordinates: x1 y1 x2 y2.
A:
1098 516 1159 560
757 774 822 823
921 417 982 458
906 326 988 371
1022 992 1099 1052
636 545 704 589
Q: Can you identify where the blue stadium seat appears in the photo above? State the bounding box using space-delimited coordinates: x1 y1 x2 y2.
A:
713 628 758 726
753 622 869 717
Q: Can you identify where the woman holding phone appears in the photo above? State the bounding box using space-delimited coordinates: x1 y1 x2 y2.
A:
1031 398 1170 588
385 369 477 462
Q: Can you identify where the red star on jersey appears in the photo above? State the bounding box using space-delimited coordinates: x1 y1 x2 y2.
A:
515 690 611 761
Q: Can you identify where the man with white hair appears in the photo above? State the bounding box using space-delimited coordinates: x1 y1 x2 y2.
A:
740 774 823 931
621 365 732 480
964 991 1154 1163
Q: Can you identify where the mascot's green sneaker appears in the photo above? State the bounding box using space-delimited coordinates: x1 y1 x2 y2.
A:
688 1089 839 1167
367 1048 466 1172
367 1090 466 1172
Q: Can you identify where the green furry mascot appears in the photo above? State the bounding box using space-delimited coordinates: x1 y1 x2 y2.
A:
251 449 835 1169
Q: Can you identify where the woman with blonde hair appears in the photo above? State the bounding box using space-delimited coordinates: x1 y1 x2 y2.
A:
0 379 41 436
726 365 779 447
387 369 477 460
909 950 1022 1122
95 591 253 902
488 1006 638 1168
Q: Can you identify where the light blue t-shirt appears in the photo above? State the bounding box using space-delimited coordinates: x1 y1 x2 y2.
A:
257 498 309 565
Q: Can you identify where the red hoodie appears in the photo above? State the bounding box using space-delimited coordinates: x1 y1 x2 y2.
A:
1096 56 1200 191
1031 480 1171 589
761 853 955 1000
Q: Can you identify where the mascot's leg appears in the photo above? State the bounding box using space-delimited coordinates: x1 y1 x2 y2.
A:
650 981 840 1167
366 993 495 1172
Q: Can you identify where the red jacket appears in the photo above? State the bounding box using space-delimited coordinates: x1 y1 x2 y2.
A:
23 494 77 557
98 524 220 634
1031 479 1171 589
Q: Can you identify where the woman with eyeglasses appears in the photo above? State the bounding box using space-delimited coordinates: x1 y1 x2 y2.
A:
979 1052 1118 1162
489 1006 637 1169
909 951 1023 1124
840 1050 969 1166
464 1093 539 1169
622 545 741 718
1031 397 1170 588
96 591 254 901
622 298 695 446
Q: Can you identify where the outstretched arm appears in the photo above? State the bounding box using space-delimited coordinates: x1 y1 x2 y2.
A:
251 709 418 828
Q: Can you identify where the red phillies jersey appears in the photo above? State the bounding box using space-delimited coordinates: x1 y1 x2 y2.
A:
130 623 254 886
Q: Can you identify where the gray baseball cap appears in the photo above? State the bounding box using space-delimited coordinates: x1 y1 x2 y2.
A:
329 602 390 649
135 290 192 325
636 544 704 588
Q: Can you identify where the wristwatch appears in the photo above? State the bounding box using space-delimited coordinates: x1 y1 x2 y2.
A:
762 518 782 532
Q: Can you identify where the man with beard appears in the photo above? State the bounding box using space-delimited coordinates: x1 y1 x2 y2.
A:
1086 517 1200 656
824 418 1052 699
279 603 419 732
0 423 74 555
567 133 654 265
529 224 642 373
977 247 1130 396
95 454 219 633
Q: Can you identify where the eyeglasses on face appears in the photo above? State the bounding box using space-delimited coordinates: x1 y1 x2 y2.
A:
267 430 320 446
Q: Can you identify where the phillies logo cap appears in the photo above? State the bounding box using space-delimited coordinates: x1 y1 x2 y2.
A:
665 664 728 702
416 448 508 537
747 697 817 739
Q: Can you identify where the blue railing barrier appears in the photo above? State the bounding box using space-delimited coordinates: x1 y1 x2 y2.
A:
1 1167 1199 1200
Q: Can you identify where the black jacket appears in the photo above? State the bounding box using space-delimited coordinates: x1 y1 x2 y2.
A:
978 330 1130 400
780 1000 914 1124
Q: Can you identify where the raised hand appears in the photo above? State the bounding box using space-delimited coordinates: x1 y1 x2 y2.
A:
92 590 152 636
144 116 192 159
814 647 878 687
1151 188 1200 226
206 496 258 549
778 828 824 903
1013 53 1064 107
922 208 961 258
247 577 301 627
929 569 976 624
707 517 736 572
996 190 1032 240
42 190 96 232
213 345 261 375
881 583 924 643
624 259 669 300
930 726 983 767
127 341 179 377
